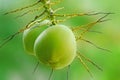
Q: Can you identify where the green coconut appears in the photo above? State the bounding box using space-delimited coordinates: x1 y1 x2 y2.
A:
34 25 76 69
23 20 50 55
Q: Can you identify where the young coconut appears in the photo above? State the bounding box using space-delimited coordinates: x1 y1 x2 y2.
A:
34 25 76 69
23 20 50 55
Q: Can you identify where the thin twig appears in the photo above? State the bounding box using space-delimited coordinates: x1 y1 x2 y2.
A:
25 10 46 28
16 5 44 18
4 0 41 15
72 27 102 34
0 17 48 48
0 32 19 48
76 13 111 40
78 52 103 71
53 12 113 17
32 62 39 74
48 69 54 80
67 65 70 80
77 54 94 78
80 38 112 53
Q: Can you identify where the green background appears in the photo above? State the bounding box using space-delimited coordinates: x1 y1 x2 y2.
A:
0 0 120 80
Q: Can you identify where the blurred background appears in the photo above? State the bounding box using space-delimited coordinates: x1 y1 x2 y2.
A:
0 0 120 80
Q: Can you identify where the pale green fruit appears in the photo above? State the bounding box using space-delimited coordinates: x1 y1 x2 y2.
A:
34 25 76 69
23 20 50 55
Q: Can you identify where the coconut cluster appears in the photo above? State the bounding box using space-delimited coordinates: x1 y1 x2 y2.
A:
23 20 77 69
